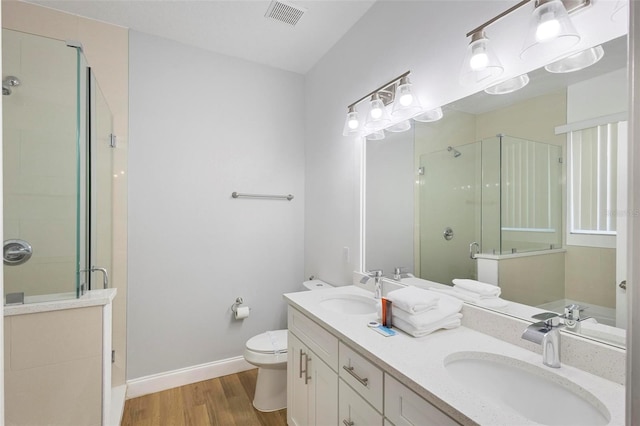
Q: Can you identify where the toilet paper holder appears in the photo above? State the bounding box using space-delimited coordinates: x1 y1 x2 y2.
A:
231 297 251 320
231 297 244 313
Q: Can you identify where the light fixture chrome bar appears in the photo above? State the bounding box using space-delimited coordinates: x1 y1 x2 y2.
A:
465 0 590 38
231 192 294 201
347 70 411 109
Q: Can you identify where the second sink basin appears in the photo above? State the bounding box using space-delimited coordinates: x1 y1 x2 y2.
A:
319 294 377 315
444 351 610 426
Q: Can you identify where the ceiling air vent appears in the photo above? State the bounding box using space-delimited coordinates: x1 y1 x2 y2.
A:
265 0 307 26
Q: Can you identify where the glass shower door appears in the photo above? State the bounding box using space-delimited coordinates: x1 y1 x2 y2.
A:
419 142 482 284
2 29 82 302
88 71 113 291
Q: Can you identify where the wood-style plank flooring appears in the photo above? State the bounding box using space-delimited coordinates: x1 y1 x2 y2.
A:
121 369 287 426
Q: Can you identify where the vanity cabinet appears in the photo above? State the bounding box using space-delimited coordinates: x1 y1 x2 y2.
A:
287 309 339 426
288 306 461 426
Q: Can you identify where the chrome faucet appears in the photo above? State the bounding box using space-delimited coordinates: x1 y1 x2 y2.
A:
360 270 384 299
521 312 563 368
562 304 590 332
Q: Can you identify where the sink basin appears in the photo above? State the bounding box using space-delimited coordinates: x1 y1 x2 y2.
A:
444 352 610 426
319 294 377 315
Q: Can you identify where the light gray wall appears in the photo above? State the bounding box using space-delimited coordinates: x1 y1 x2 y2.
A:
127 31 305 379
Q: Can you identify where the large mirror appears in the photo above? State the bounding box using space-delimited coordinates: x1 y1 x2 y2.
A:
364 34 628 349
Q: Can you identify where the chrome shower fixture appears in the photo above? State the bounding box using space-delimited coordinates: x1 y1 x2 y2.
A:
448 146 462 158
3 76 21 96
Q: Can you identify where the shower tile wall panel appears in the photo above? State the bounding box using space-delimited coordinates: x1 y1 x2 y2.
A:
2 28 78 298
4 307 103 426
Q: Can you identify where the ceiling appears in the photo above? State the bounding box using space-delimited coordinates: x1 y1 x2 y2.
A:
24 0 376 74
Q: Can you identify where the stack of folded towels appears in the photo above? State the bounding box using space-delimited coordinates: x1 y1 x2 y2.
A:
385 286 463 338
431 278 509 308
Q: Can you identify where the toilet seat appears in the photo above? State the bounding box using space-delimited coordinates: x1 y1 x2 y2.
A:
246 329 287 353
244 329 288 368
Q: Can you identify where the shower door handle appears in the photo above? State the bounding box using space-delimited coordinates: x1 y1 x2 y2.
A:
81 266 109 289
469 242 480 259
91 266 109 289
3 239 33 266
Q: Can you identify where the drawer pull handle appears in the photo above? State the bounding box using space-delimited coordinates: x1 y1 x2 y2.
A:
299 349 305 379
343 365 369 387
304 353 311 385
343 420 355 426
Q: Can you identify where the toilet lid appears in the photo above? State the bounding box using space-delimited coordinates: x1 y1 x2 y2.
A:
246 330 288 353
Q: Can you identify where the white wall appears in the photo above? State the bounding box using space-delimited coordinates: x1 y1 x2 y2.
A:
303 0 626 285
128 31 305 379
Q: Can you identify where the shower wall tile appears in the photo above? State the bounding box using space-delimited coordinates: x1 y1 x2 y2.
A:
1 0 79 42
9 307 102 370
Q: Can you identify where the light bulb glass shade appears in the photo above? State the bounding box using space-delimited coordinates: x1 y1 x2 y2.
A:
387 120 411 133
484 73 530 95
365 93 391 129
520 0 581 60
392 77 422 119
611 0 628 22
544 45 604 73
342 107 360 136
413 106 444 123
366 130 385 140
460 32 504 86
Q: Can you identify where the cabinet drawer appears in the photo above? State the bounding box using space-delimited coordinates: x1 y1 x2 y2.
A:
288 307 339 371
339 379 383 426
339 342 383 412
384 374 460 426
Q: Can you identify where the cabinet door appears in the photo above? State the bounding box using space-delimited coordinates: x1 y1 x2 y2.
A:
339 379 383 426
308 349 338 426
288 332 310 426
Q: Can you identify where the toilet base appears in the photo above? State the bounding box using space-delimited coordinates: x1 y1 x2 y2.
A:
252 366 287 412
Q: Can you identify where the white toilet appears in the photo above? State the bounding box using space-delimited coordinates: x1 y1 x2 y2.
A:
243 280 332 412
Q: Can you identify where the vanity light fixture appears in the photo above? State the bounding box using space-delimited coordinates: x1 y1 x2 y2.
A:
391 76 422 119
544 45 604 73
461 0 590 84
365 93 392 129
342 105 361 136
343 70 444 140
413 106 444 123
484 73 530 95
460 31 504 86
520 0 582 59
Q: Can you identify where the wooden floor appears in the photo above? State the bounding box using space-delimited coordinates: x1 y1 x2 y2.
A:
121 369 287 426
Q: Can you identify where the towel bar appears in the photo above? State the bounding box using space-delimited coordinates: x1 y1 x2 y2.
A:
231 192 294 201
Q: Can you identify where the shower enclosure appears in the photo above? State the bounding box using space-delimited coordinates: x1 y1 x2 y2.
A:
419 134 562 285
2 29 113 304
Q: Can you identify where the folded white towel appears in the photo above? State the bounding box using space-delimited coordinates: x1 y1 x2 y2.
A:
453 287 499 300
386 286 440 314
452 279 501 297
392 295 463 329
430 287 510 308
392 314 462 337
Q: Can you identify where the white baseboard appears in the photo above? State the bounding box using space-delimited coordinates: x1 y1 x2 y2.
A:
126 356 254 399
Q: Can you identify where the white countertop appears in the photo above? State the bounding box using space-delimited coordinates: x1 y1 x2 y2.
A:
4 288 117 316
284 285 625 426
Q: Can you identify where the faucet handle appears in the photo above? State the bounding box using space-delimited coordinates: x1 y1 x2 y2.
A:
365 269 383 278
531 312 561 327
563 304 587 320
